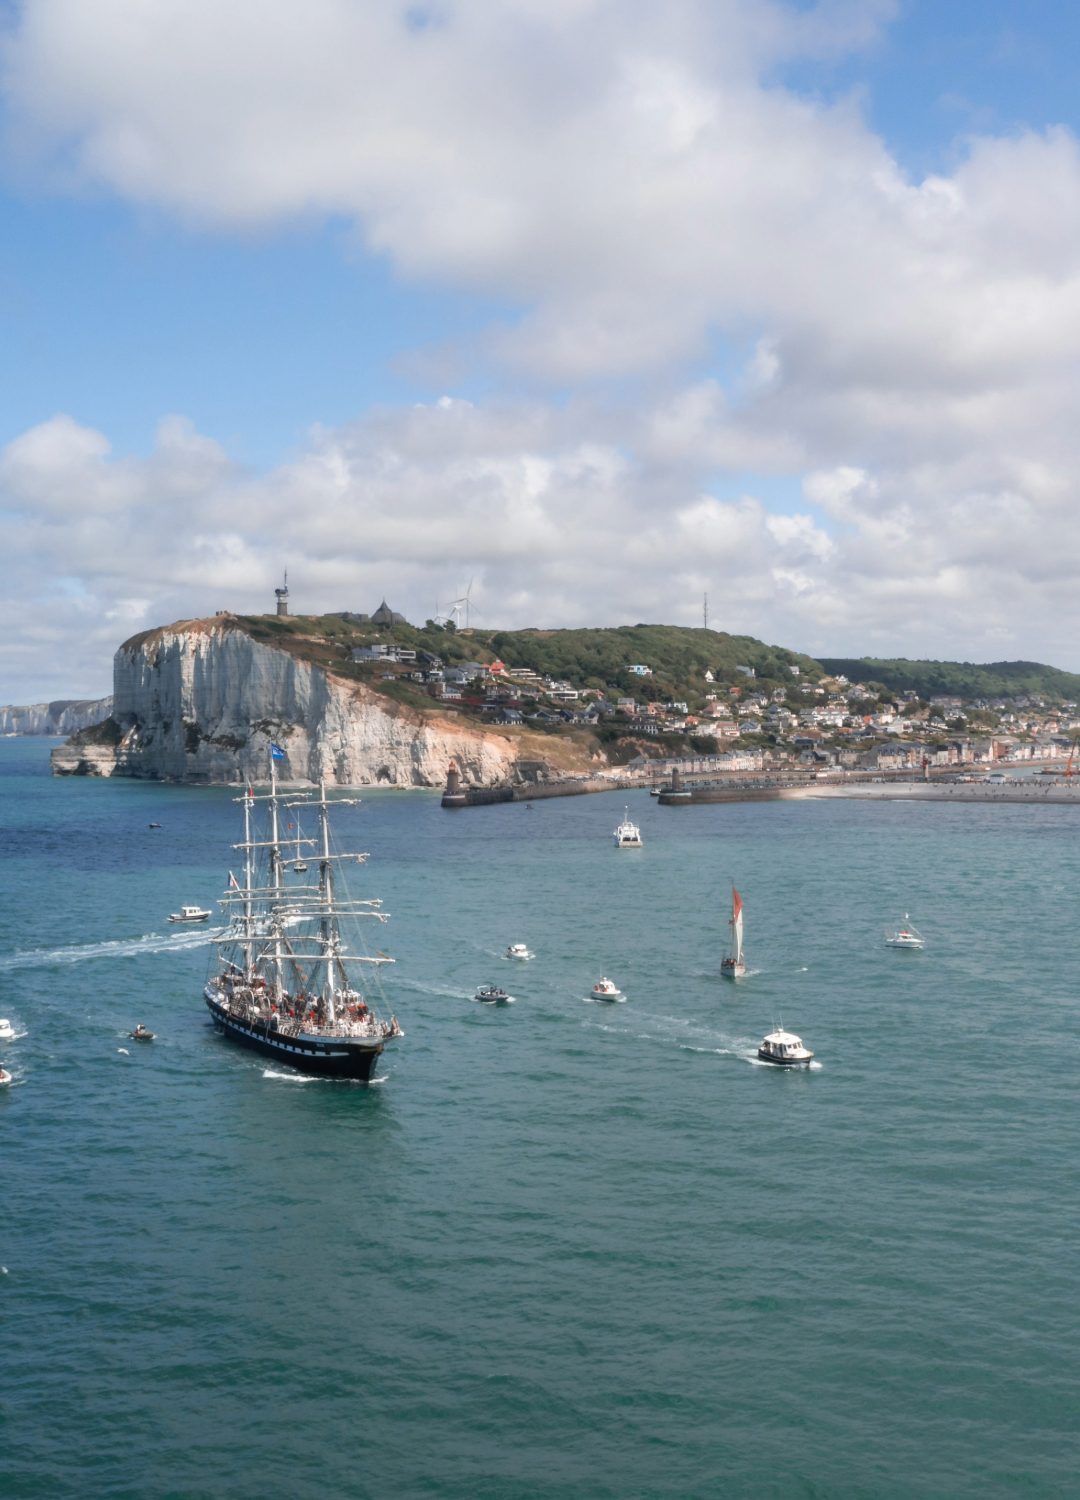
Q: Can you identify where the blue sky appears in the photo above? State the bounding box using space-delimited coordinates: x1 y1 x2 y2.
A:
0 0 1074 470
779 2 1080 159
0 197 509 464
4 0 1080 697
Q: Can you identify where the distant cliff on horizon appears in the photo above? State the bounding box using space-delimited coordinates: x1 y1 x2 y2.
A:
1 697 113 737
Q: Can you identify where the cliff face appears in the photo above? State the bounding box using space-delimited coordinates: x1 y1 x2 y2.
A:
1 697 113 736
51 618 522 786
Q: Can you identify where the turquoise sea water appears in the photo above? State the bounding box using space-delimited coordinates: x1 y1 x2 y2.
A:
2 737 1080 1499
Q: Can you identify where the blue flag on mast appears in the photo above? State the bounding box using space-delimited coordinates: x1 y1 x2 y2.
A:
271 743 285 760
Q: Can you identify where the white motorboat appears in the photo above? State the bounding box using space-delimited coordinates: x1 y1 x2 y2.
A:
476 985 512 1004
720 885 746 979
613 809 643 847
168 904 213 924
0 1019 16 1040
886 915 924 949
0 1067 10 1086
506 943 534 960
758 1028 813 1066
591 977 622 1000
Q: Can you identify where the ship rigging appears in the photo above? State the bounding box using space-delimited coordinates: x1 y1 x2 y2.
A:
203 761 402 1081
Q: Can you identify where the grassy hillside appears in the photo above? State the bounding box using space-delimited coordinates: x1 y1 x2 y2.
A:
233 615 822 703
138 615 1080 711
485 624 820 697
816 657 1080 702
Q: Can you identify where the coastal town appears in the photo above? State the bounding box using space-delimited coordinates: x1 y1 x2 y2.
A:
327 598 1080 779
17 588 1080 790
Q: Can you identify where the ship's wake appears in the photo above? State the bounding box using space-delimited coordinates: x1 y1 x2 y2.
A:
0 930 216 971
584 1010 791 1067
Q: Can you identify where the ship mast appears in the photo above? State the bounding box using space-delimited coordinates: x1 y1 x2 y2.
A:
242 785 254 979
269 755 285 1004
317 777 338 1021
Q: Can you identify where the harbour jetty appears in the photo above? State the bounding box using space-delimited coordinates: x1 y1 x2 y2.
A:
441 762 633 808
660 772 1080 808
445 758 1080 810
803 778 1080 807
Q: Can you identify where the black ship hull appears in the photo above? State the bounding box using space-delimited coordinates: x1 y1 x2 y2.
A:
206 994 385 1082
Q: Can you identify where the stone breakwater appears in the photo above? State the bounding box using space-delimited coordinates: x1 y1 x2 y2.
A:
800 779 1080 807
50 618 521 787
654 775 1080 809
1 697 113 736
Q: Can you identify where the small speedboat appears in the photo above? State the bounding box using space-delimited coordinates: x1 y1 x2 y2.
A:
149 822 162 828
292 861 308 873
476 985 512 1004
0 1067 10 1086
128 1025 155 1041
757 1028 813 1066
886 915 924 949
506 943 534 960
168 904 212 924
591 977 622 1000
613 809 643 847
0 1019 16 1040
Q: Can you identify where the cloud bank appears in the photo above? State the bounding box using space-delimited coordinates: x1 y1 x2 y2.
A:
2 0 1080 695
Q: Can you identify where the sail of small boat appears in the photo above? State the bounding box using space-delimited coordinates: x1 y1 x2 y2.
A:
730 886 743 964
721 884 746 978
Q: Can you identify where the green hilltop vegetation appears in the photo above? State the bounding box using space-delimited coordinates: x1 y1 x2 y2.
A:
138 614 1080 713
235 614 823 704
816 657 1080 702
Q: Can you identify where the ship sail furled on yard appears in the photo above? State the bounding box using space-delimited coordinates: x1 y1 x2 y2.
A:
204 762 402 1082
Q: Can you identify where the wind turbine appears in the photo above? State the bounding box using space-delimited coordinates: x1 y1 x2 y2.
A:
443 579 480 628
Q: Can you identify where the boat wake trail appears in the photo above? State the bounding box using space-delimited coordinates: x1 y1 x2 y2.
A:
0 930 216 971
585 1010 757 1061
395 978 472 1001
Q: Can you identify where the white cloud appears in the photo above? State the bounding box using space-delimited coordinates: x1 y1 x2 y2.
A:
3 2 1080 693
5 390 1080 702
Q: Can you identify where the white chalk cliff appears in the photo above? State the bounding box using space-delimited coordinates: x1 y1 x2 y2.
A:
51 617 521 786
1 697 113 735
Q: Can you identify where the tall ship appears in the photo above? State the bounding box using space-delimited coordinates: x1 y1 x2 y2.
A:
204 760 402 1081
720 885 746 979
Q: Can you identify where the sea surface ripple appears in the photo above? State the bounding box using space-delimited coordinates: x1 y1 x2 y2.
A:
2 738 1079 1498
